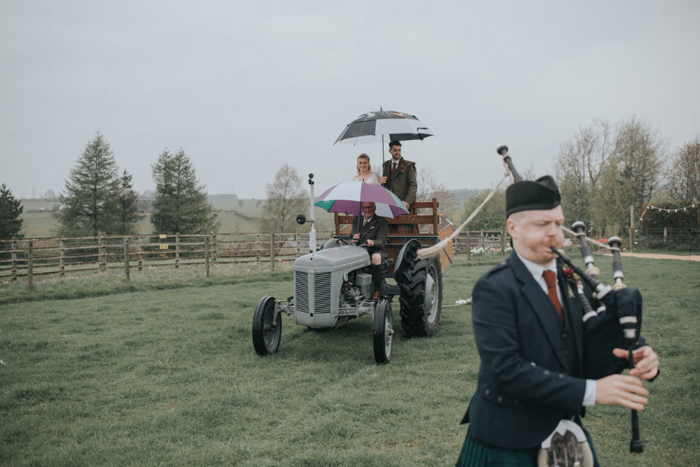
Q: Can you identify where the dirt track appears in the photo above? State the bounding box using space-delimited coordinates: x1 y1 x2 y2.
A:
615 252 700 262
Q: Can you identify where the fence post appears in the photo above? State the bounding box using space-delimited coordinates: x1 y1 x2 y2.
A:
664 227 667 245
124 237 130 281
175 233 180 269
27 240 34 290
60 238 65 277
11 239 17 281
270 233 275 272
204 236 210 278
99 233 106 272
211 232 217 263
466 232 471 260
138 236 143 271
629 205 634 251
500 230 505 256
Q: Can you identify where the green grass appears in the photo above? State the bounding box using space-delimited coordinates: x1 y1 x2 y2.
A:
1 255 698 466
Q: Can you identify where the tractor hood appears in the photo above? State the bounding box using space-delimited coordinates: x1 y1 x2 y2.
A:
294 245 370 272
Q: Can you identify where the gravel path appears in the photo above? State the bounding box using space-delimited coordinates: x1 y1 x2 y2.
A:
615 252 700 262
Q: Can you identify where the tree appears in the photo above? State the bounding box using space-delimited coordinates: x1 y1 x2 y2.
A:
459 189 506 231
554 119 614 229
590 117 666 236
55 133 121 236
417 167 458 219
113 170 140 235
666 137 700 231
667 138 700 204
260 164 306 233
554 117 666 237
151 149 219 234
0 184 24 239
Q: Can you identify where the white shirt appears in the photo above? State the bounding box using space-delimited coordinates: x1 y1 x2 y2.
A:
516 253 597 407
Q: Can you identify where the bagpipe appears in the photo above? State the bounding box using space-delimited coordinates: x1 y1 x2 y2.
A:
498 145 645 453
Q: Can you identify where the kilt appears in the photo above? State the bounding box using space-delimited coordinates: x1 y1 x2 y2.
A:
456 432 599 467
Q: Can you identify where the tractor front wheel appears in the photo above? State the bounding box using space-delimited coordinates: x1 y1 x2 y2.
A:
373 299 394 364
252 296 282 356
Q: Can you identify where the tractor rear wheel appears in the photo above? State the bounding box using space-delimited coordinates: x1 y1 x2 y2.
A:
252 296 281 356
397 254 443 338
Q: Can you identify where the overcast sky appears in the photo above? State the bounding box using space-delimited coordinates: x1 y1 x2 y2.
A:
2 0 699 200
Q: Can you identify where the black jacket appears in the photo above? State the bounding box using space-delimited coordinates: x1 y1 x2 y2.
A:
462 252 590 449
350 215 388 259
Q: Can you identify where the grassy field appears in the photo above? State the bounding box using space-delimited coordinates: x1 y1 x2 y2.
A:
17 199 339 237
1 254 699 466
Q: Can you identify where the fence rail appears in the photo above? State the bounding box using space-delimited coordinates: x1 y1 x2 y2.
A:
0 232 334 287
635 227 700 251
7 227 693 289
0 230 519 287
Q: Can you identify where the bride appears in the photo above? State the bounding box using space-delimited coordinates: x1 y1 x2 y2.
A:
352 154 381 185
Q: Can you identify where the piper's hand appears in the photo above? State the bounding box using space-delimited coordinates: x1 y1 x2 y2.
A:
613 346 659 380
367 239 374 247
352 233 360 240
595 374 649 411
403 201 410 210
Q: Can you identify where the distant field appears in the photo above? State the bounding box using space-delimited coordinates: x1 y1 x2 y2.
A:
17 199 338 237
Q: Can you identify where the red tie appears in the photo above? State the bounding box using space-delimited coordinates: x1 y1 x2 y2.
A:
542 270 563 322
392 162 397 175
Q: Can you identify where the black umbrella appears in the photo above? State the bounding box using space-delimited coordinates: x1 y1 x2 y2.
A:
334 109 434 162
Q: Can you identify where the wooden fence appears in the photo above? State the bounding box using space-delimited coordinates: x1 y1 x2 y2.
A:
453 230 511 258
1 230 523 289
0 232 334 288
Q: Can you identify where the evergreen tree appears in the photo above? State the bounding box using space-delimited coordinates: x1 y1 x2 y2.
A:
55 133 121 236
151 149 219 234
0 184 24 239
113 170 140 235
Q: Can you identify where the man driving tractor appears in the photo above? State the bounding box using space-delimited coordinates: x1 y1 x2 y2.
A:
350 201 388 300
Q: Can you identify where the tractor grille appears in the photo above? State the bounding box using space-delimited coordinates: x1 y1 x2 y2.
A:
294 271 332 314
295 271 309 313
315 272 332 313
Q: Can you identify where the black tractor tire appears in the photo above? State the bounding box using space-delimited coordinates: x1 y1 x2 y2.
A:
252 296 281 356
397 254 443 338
373 299 394 364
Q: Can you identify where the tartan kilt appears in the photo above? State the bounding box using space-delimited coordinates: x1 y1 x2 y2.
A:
456 432 599 467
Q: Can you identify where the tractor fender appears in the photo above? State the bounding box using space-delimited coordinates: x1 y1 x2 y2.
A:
394 238 422 277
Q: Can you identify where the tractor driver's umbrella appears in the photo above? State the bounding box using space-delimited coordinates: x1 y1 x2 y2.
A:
315 181 410 222
333 109 434 164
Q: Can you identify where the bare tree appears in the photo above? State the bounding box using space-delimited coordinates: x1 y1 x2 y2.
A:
667 137 700 204
666 137 700 230
417 167 458 218
261 164 307 232
554 119 614 229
